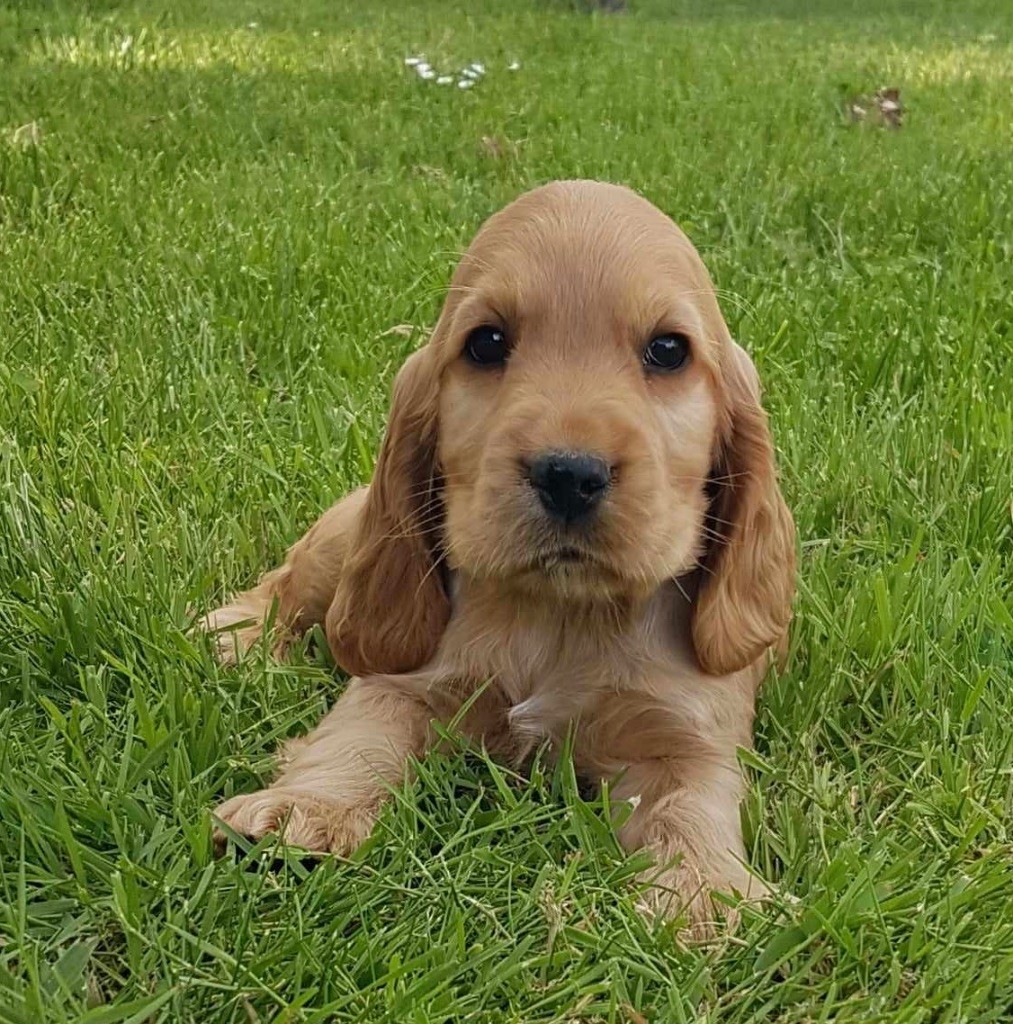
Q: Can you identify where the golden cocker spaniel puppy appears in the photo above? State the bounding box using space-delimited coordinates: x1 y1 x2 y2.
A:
204 180 795 933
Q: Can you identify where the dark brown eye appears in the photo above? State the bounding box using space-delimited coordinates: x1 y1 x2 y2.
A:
643 333 691 372
464 325 509 366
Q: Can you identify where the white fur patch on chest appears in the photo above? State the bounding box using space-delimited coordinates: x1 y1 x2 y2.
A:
498 616 647 743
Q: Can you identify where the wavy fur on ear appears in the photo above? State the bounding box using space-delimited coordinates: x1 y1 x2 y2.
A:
325 349 450 676
691 343 796 676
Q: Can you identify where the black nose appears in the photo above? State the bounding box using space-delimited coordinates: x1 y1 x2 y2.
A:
527 451 611 524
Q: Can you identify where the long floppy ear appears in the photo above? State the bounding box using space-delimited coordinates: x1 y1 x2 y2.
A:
326 348 450 676
691 342 796 676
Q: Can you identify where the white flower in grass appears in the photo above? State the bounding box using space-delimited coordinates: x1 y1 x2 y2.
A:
403 55 496 89
508 60 521 71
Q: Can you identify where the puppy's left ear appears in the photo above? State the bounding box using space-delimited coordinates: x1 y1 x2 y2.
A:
691 342 796 676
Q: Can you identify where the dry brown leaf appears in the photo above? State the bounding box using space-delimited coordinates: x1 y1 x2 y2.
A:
876 87 903 128
412 164 449 182
480 133 518 160
845 87 904 129
480 134 504 159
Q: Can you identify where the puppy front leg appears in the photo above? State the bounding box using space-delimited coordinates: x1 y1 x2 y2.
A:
612 756 758 937
213 677 432 856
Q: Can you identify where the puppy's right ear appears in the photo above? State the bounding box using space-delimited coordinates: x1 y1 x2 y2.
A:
326 348 450 676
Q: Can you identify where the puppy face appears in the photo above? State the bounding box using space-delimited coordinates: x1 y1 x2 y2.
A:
327 181 795 678
435 184 724 602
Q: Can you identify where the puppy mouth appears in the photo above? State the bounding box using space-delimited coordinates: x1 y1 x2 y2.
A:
530 544 602 572
549 545 585 563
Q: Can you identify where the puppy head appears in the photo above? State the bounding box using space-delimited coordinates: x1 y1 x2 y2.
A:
329 181 794 677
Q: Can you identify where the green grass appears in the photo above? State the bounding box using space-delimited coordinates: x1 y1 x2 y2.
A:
2 0 1012 1019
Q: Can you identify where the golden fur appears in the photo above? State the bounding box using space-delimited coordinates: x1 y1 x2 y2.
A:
204 181 796 935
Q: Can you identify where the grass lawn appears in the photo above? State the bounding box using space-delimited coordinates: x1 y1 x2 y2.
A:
2 0 1012 1019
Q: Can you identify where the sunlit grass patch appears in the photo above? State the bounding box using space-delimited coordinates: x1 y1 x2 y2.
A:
1 0 1011 1019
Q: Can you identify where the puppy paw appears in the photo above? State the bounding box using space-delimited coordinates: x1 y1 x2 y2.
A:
636 859 760 939
198 599 281 665
635 860 720 939
212 788 375 856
